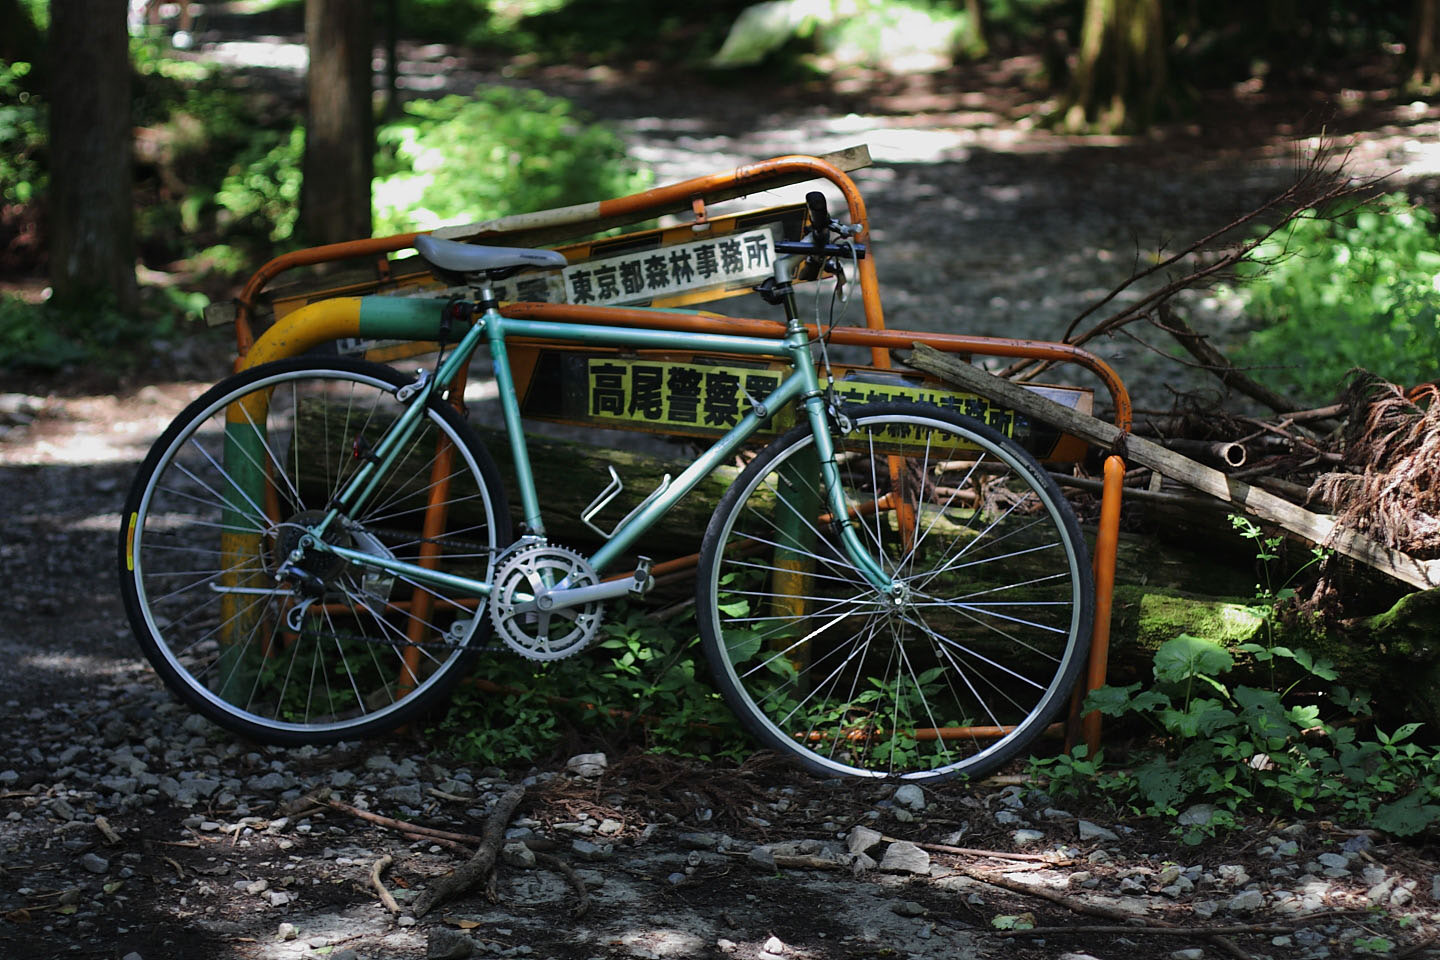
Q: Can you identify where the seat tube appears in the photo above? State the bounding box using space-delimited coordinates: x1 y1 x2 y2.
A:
485 311 546 537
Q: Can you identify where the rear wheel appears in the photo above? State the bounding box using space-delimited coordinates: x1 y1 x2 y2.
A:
696 402 1092 781
119 357 511 744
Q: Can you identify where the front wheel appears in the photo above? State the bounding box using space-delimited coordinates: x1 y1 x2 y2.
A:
119 357 512 745
696 403 1093 782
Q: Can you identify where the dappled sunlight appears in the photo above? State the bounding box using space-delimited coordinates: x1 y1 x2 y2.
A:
201 39 309 74
1 383 209 466
614 927 711 957
17 651 141 681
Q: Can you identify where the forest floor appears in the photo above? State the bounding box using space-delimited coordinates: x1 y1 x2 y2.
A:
5 12 1440 960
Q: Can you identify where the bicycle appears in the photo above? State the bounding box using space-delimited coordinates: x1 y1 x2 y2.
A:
118 193 1094 783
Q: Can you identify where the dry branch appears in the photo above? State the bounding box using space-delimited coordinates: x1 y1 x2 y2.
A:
947 863 1156 924
906 343 1440 590
322 797 484 847
412 785 526 918
1001 142 1380 383
369 855 402 916
1153 303 1304 416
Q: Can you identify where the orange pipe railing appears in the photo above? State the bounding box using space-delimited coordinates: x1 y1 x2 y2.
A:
225 151 1131 760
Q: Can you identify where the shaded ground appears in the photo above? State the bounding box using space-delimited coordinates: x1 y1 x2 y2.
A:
6 17 1440 960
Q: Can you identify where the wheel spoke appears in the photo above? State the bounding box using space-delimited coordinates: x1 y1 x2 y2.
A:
700 404 1092 782
123 361 509 744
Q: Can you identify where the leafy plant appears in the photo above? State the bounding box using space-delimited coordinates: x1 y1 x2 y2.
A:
431 602 746 767
0 278 206 372
1029 514 1440 840
372 86 651 236
1224 193 1440 404
214 127 305 243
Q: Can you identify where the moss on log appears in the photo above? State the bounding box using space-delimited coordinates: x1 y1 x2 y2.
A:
1105 584 1440 729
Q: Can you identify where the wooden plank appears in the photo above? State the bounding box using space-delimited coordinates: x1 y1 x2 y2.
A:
432 145 873 250
906 342 1440 591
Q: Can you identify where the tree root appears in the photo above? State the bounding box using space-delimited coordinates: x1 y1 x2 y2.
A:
412 786 526 918
995 923 1294 938
535 851 590 918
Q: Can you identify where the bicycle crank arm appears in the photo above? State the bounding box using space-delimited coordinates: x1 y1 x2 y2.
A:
512 567 654 615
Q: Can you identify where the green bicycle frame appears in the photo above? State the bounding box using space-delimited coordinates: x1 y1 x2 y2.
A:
297 296 894 599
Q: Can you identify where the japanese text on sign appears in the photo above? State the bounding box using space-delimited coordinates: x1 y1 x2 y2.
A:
563 229 779 306
589 360 781 429
586 360 1028 437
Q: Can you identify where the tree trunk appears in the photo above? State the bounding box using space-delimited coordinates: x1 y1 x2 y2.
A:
961 0 987 58
47 0 136 312
301 0 374 245
1060 0 1167 133
1413 0 1440 92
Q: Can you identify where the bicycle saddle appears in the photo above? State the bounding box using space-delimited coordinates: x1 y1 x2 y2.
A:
414 234 568 281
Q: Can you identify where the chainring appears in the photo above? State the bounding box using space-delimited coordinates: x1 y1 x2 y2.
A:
489 542 603 661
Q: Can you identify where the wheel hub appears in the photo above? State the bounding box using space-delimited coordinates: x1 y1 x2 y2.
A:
272 509 351 594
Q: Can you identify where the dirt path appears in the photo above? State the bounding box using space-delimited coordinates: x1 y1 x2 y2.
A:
6 27 1440 960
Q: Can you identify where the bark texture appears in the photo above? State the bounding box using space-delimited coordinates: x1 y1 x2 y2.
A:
301 0 374 244
47 0 136 311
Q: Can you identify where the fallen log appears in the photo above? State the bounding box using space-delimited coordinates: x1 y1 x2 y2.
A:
1102 583 1440 729
905 343 1440 591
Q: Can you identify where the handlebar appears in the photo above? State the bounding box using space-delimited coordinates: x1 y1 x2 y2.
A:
774 239 866 259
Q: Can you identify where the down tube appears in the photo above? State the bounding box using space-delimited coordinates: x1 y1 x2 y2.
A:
586 372 814 574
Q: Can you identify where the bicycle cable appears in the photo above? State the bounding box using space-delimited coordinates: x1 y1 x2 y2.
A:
813 233 859 428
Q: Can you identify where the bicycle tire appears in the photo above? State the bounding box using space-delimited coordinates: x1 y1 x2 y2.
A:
696 402 1093 782
119 357 512 745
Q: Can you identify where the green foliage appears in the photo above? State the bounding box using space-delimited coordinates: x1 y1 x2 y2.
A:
372 86 651 235
0 62 45 206
711 0 973 70
1029 514 1440 840
0 289 197 373
431 603 746 767
1225 193 1440 404
215 128 305 243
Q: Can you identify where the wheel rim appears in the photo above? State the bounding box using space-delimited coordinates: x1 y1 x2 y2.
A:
128 366 501 738
704 409 1090 780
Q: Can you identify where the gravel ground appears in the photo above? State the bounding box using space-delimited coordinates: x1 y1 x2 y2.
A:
6 26 1440 960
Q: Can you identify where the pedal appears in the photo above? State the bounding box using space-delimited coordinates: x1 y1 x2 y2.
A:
629 556 654 596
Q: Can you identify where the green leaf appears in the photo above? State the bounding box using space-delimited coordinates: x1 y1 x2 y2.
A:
724 633 762 665
990 913 1035 931
1292 648 1339 681
1082 683 1141 716
1154 634 1234 684
1371 790 1440 837
1134 757 1185 811
1159 699 1235 738
1388 719 1422 742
